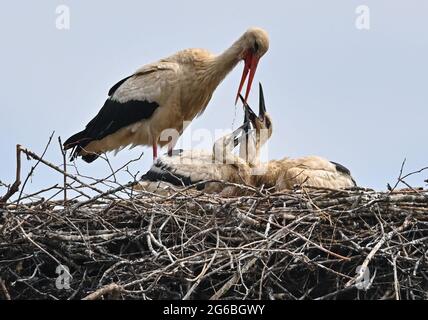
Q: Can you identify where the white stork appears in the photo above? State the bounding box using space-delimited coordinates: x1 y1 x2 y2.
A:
63 28 270 162
137 84 272 195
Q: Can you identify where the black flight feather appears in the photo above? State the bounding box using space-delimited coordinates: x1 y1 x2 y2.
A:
64 98 159 163
330 161 351 176
141 161 206 191
108 75 134 96
330 161 357 186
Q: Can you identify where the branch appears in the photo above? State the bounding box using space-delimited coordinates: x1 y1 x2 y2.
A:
0 144 22 206
82 283 123 300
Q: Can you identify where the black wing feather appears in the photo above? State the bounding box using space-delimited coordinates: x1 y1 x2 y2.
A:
142 163 193 188
64 98 159 163
108 75 134 96
330 161 357 186
141 160 205 191
330 161 351 176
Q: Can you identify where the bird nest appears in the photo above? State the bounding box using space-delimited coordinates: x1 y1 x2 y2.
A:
0 142 427 300
1 185 428 300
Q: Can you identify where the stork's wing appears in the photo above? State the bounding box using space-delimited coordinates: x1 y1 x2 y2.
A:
109 62 180 103
137 151 218 195
108 75 134 96
283 157 356 189
64 62 180 162
141 150 222 188
330 161 352 176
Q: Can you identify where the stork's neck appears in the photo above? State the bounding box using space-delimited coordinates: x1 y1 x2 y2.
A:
205 42 243 88
212 131 235 164
238 130 257 165
251 160 283 188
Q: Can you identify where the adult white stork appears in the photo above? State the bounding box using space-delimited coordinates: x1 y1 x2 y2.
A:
137 84 272 195
63 27 270 163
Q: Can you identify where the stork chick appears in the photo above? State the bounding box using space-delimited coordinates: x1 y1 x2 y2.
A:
63 28 270 163
253 157 357 191
137 84 271 196
248 93 356 190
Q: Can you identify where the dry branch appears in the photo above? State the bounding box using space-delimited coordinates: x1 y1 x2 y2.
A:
0 145 22 206
82 283 123 300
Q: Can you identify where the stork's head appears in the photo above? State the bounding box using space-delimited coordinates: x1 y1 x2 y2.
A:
235 28 270 104
238 83 273 165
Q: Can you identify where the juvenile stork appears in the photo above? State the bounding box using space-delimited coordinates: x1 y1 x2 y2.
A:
137 84 272 195
253 157 357 191
63 28 270 163
247 96 357 191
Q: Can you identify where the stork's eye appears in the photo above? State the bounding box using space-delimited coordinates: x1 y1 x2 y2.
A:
265 118 272 129
253 41 260 53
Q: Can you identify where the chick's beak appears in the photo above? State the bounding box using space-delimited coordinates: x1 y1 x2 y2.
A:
238 94 258 126
258 83 267 119
233 93 258 148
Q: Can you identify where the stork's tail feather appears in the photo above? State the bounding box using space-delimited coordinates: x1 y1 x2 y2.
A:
141 159 205 191
141 162 192 188
81 153 100 163
330 161 357 187
63 131 99 163
63 130 86 150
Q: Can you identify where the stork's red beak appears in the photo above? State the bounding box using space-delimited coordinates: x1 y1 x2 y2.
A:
235 51 260 105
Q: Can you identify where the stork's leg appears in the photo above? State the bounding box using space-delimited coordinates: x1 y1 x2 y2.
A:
152 143 158 161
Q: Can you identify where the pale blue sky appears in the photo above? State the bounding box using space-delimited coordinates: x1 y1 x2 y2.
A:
0 0 427 195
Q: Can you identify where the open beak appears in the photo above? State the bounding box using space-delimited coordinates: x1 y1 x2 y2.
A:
235 83 268 149
235 51 260 105
238 94 257 125
233 94 257 148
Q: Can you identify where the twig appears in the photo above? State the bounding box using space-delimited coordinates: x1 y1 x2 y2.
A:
58 137 67 206
210 257 258 300
18 145 105 195
0 145 22 206
392 255 400 300
17 132 55 204
82 283 123 300
0 278 11 300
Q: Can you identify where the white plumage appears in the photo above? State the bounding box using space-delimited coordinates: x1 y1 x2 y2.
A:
253 156 356 191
